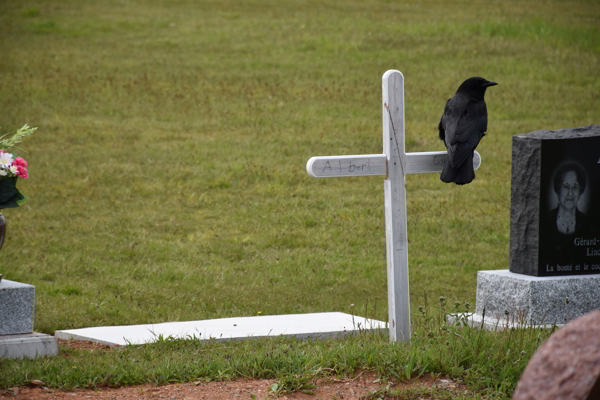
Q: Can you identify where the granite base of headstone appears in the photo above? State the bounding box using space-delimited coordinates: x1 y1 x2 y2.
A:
451 125 600 329
513 310 600 400
0 279 59 359
450 270 600 329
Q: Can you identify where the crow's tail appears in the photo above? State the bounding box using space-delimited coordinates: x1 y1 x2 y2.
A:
440 155 475 185
440 162 458 183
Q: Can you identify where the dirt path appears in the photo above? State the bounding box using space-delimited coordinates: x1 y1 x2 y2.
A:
1 340 470 400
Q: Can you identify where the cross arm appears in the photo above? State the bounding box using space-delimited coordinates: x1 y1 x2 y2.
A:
405 151 481 174
306 151 481 178
306 154 387 178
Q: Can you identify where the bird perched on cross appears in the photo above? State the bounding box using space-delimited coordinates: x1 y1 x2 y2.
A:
438 77 497 185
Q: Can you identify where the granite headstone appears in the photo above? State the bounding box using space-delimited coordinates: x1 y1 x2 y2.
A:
0 279 59 359
462 126 600 330
0 279 35 335
510 124 600 276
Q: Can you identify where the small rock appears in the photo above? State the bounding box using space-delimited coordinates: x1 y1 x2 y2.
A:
438 379 451 388
30 380 44 386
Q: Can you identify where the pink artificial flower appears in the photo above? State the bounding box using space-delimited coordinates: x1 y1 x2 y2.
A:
17 165 28 179
13 157 28 167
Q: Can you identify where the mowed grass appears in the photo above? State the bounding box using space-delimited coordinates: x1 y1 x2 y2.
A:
0 0 598 335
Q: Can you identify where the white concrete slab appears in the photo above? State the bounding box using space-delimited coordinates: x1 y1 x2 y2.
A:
55 312 387 346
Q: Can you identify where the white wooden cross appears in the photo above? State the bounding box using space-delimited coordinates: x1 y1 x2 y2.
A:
306 70 481 342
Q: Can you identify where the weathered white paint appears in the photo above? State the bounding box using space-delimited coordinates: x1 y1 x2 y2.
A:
382 70 411 343
306 154 387 177
306 151 480 177
405 151 481 174
306 70 483 343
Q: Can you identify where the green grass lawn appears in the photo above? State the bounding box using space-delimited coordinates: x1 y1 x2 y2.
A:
0 0 598 395
1 0 598 332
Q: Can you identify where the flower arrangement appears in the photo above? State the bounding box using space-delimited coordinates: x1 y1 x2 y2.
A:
0 124 37 209
0 151 29 179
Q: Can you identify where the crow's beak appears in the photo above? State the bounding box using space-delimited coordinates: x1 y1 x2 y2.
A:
484 81 498 87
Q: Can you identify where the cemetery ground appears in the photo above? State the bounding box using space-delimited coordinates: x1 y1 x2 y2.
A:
0 0 598 398
1 308 557 399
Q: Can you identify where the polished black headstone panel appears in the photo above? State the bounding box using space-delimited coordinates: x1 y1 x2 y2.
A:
510 125 600 276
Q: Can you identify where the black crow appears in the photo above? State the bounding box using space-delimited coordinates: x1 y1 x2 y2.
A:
438 77 497 185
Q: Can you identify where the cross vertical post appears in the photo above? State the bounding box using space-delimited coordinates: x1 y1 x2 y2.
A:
382 70 411 342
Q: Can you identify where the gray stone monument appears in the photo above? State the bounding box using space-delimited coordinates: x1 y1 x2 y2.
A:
461 125 600 329
0 276 59 359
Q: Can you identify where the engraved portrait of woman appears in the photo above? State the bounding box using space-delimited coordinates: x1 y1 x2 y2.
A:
547 163 591 236
538 162 594 271
536 134 600 275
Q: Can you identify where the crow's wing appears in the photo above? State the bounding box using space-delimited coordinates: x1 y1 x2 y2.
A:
438 98 450 142
443 95 487 169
